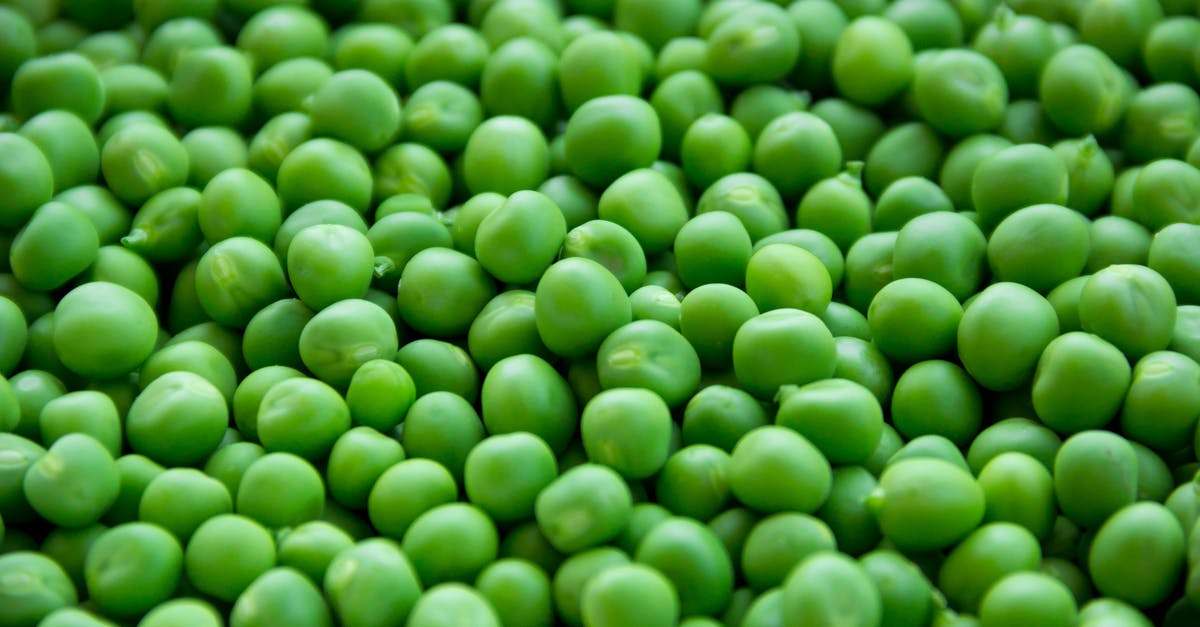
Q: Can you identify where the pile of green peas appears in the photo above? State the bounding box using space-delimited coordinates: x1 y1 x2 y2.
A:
3 0 1200 625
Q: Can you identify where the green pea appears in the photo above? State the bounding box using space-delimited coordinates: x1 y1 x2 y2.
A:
832 16 915 107
558 31 641 113
892 360 983 447
235 4 327 70
971 7 1056 99
752 112 843 201
17 110 96 194
179 127 248 191
191 237 287 328
461 433 556 525
1130 158 1200 232
783 552 881 626
629 285 681 329
1121 83 1200 164
535 463 632 554
401 391 485 483
463 291 546 370
82 522 182 618
323 537 421 627
975 452 1057 543
1054 430 1138 530
733 309 836 400
195 169 283 246
537 175 597 231
276 520 353 585
395 339 480 402
653 445 731 521
53 281 157 380
535 257 632 358
406 583 499 627
704 2 799 86
728 425 832 514
22 433 118 528
338 360 414 434
251 57 332 120
168 46 256 128
0 551 77 626
678 284 758 371
1090 501 1185 609
236 452 325 529
401 502 498 585
0 433 44 524
776 379 882 465
972 143 1069 231
596 319 700 408
1038 44 1130 137
102 454 164 527
892 211 987 301
595 168 689 256
654 35 706 79
277 138 373 214
36 390 119 457
1118 350 1200 452
632 517 731 617
255 377 350 461
0 5 35 81
100 123 190 206
858 550 936 627
677 386 765 454
871 176 950 232
1032 331 1131 435
1078 264 1178 360
139 18 222 76
139 468 230 544
1085 216 1150 274
287 225 378 311
139 599 223 627
238 300 311 371
0 134 51 230
576 388 671 479
811 465 879 556
978 571 1077 627
367 459 457 539
913 49 1007 137
125 371 227 466
324 426 405 512
694 173 788 242
403 80 482 152
397 247 495 337
867 457 984 552
679 114 751 191
863 121 945 197
868 278 961 363
1003 98 1059 145
10 201 98 292
300 299 399 391
404 24 489 90
11 52 104 124
740 513 835 592
229 567 333 627
140 340 236 405
564 95 661 187
937 134 1011 212
1077 598 1153 627
247 112 312 184
1173 306 1200 365
1143 16 1200 84
833 337 895 407
842 232 897 313
473 190 565 285
938 522 1042 613
987 203 1091 293
477 353 578 454
967 417 1061 473
576 563 676 627
53 185 132 248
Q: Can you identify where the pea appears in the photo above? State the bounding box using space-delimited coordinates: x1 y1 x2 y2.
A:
395 339 481 403
732 309 836 400
987 204 1090 293
938 134 1012 212
1132 442 1173 503
1002 99 1060 145
912 49 1007 137
17 110 98 194
368 459 457 540
1054 431 1138 530
533 463 632 555
236 4 327 69
0 551 77 626
1117 351 1200 452
11 52 104 124
868 457 984 552
579 563 678 627
343 360 414 433
859 550 935 627
972 144 1069 231
892 211 987 302
1146 224 1200 305
872 176 953 232
1079 264 1178 360
978 571 1077 627
565 95 662 188
402 391 485 483
694 173 789 243
242 300 314 371
138 468 232 541
1038 44 1130 137
679 114 751 191
673 212 752 290
167 46 254 128
277 138 373 214
247 113 313 185
1131 159 1200 232
557 31 641 113
23 433 118 529
126 371 227 466
868 278 962 363
331 23 412 88
462 117 550 196
0 133 54 229
655 36 706 79
236 452 325 529
938 522 1042 613
406 582 499 627
832 16 915 107
1077 598 1154 627
704 2 799 86
84 523 183 618
139 599 223 627
782 552 882 627
103 454 163 527
752 112 843 202
10 201 98 293
1086 215 1151 273
252 58 333 120
634 517 733 617
1121 83 1200 164
535 257 632 358
727 425 832 515
480 39 557 131
229 567 333 627
322 538 421 626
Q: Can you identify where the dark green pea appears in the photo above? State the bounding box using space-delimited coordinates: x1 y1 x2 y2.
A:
395 339 479 403
1172 305 1200 366
479 353 576 453
968 417 1061 473
404 24 489 90
939 522 1041 614
634 517 733 617
100 123 190 206
729 84 808 145
753 112 843 201
331 23 413 89
168 46 254 128
859 550 935 627
0 432 44 525
629 285 681 329
53 185 131 247
17 110 97 194
998 99 1057 144
913 49 1008 137
677 384 765 454
695 173 789 243
10 201 98 292
796 165 872 253
11 52 104 124
0 298 25 377
367 458 456 540
231 366 304 441
890 359 981 448
886 0 964 50
863 122 944 197
783 553 881 627
565 95 662 188
101 453 163 526
247 112 312 184
558 31 641 113
537 175 597 231
812 465 879 556
0 5 35 85
0 552 78 626
740 513 835 593
819 303 871 339
236 452 325 529
868 457 984 552
308 69 401 154
1077 0 1162 70
832 15 914 107
1039 45 1131 137
375 193 436 220
807 99 881 165
239 299 311 371
535 257 632 358
1121 83 1200 164
197 168 281 246
1045 274 1089 334
938 134 1011 212
1144 17 1200 85
1150 224 1200 305
478 0 563 52
166 320 247 377
676 284 757 371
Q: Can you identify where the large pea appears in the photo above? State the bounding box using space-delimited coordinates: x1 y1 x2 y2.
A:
1089 502 1185 608
535 258 632 359
9 201 99 292
938 522 1042 613
958 282 1060 391
1032 332 1131 435
783 553 882 627
635 517 734 617
1121 351 1200 452
1053 431 1138 529
476 190 566 285
1078 264 1177 360
892 211 987 301
732 309 836 401
481 354 578 454
867 457 984 552
978 452 1057 541
987 204 1090 293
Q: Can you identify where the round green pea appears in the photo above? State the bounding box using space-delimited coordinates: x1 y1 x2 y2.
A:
564 95 661 187
138 468 232 542
402 503 498 585
324 538 422 626
397 247 496 337
344 360 415 433
229 567 332 627
958 282 1060 392
167 46 253 128
581 563 678 627
236 452 325 529
276 138 373 214
868 278 962 363
462 116 550 195
11 52 104 124
480 353 577 453
465 433 558 524
783 552 882 627
1079 264 1177 360
581 388 672 479
1149 223 1200 304
84 522 182 618
535 257 632 359
745 244 832 316
368 459 457 540
987 204 1090 293
978 571 1077 627
732 309 836 400
1089 502 1185 608
832 16 915 107
23 433 118 528
298 299 399 390
777 379 883 465
395 339 481 402
1053 430 1138 529
476 190 566 284
10 201 98 292
126 371 227 466
0 133 54 229
867 457 984 552
0 551 77 626
563 219 648 294
729 426 832 514
536 463 632 554
704 2 799 86
892 211 987 301
401 391 485 482
1038 44 1130 137
406 583 499 627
